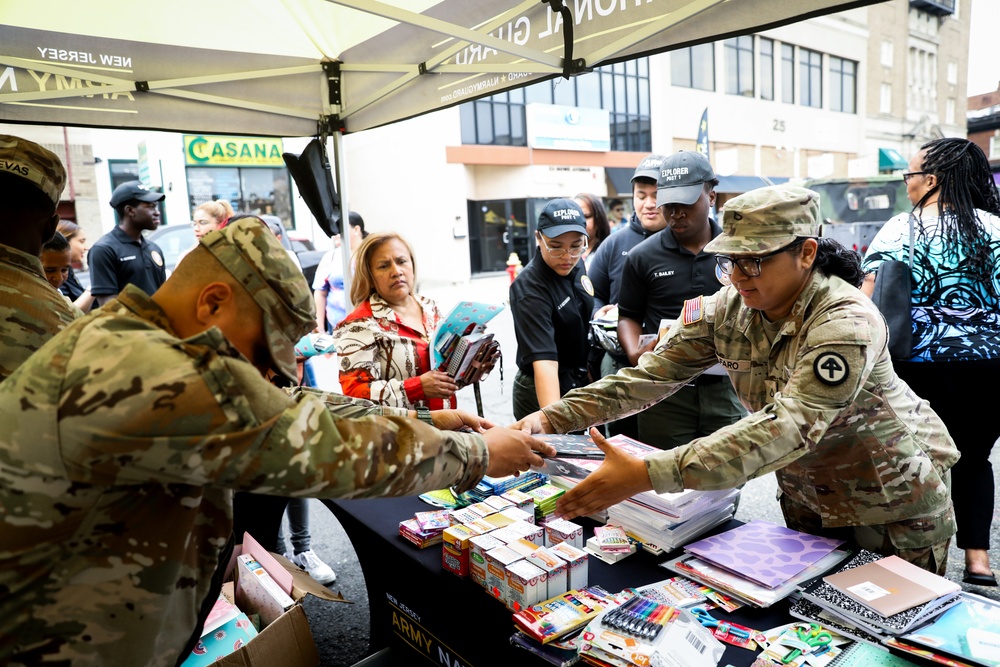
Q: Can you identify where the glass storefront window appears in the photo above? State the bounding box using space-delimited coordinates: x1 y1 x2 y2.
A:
467 199 530 273
186 167 293 229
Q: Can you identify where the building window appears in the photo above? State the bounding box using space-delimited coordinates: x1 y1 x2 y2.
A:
991 132 1000 159
945 98 955 125
672 43 715 91
460 59 651 152
760 38 774 101
724 35 754 97
781 43 795 104
800 48 822 108
880 40 893 68
947 61 958 85
880 83 892 114
830 56 857 113
185 167 293 228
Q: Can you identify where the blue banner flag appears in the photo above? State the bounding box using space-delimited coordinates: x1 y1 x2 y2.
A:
696 108 709 160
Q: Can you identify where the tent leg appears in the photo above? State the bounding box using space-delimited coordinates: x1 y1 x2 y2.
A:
331 130 354 304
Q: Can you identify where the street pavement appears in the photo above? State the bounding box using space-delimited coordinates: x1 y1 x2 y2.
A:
301 273 1000 667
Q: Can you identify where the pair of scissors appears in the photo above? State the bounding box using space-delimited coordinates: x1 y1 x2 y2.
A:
689 606 751 639
781 623 832 664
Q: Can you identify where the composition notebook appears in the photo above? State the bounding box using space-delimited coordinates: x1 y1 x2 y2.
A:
823 554 961 617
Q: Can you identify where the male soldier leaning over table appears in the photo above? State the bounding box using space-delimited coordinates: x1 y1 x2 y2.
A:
0 218 554 667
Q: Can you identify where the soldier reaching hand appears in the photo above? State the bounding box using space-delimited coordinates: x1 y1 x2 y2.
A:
0 218 554 666
515 185 959 576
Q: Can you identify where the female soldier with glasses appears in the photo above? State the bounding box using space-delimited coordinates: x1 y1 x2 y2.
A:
515 185 959 575
510 198 595 420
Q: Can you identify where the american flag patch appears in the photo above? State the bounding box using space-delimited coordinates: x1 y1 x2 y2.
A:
682 296 703 325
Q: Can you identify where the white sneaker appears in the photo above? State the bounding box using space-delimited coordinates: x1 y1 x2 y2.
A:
290 549 336 585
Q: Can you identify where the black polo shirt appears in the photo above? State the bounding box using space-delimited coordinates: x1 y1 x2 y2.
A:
88 226 167 298
509 255 594 393
617 219 726 333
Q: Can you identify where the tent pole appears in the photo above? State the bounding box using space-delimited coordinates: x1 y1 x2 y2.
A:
331 130 353 308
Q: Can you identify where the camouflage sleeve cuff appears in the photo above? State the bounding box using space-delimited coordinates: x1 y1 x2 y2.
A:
646 450 684 494
541 403 587 434
446 429 489 494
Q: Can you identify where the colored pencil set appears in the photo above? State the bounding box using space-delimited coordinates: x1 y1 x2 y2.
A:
599 595 678 640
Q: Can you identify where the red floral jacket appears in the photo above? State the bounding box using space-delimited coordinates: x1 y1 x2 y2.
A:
332 293 452 409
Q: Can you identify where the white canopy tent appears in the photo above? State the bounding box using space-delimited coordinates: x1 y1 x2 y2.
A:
1 0 883 290
1 0 882 137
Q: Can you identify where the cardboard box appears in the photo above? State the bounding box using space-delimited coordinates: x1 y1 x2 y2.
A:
543 518 583 548
528 547 568 599
548 542 589 591
485 545 522 601
506 560 545 612
216 538 348 667
469 533 505 588
441 524 480 578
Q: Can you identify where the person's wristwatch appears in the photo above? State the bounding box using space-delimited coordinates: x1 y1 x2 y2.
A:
416 406 434 426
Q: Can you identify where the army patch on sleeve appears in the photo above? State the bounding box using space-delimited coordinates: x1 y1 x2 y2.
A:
813 351 849 386
682 296 703 325
581 274 595 296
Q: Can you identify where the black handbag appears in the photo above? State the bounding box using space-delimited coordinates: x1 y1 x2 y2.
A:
871 214 915 360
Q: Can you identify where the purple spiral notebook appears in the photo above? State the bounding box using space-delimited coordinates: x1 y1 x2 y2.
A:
684 520 844 589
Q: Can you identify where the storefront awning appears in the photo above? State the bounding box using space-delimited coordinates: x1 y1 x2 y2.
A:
716 175 787 194
606 167 635 197
879 148 908 172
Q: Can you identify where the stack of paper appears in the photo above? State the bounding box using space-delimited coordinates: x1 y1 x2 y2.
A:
797 550 963 639
536 434 738 542
660 520 850 608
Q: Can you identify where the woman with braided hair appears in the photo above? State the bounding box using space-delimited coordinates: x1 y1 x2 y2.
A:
863 137 1000 586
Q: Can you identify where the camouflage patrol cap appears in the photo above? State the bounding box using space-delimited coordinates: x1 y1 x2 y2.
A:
199 218 316 382
0 134 66 205
704 184 820 256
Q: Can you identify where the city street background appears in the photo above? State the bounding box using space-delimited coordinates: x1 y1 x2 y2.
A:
297 273 1000 666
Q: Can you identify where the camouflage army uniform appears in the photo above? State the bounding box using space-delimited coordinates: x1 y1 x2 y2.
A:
0 134 79 382
0 221 489 666
0 244 80 381
545 186 958 573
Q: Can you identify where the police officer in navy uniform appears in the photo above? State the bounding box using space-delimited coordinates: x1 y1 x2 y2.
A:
89 180 167 306
510 198 595 420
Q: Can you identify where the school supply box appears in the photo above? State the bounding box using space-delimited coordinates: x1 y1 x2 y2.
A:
217 533 347 667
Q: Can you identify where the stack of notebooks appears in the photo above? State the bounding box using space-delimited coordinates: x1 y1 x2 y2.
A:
431 301 504 368
793 550 964 646
661 520 851 608
398 509 453 548
888 592 1000 667
458 471 548 505
536 434 737 544
525 483 565 521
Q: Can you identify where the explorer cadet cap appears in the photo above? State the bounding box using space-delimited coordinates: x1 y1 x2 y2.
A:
656 150 716 207
109 180 165 208
536 198 587 238
631 154 666 183
0 134 66 205
703 184 821 256
199 217 317 382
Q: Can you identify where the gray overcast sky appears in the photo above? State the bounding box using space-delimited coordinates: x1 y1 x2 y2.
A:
967 0 999 97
